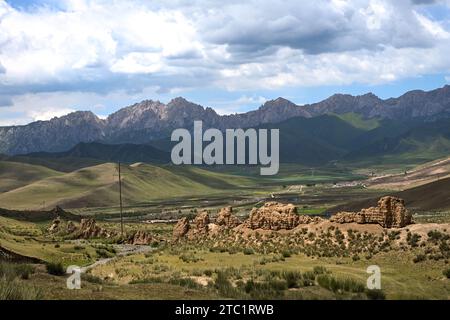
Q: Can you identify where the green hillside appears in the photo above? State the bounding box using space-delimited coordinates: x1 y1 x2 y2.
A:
0 162 256 210
0 161 63 192
257 115 366 165
335 112 380 130
0 154 103 172
345 118 450 166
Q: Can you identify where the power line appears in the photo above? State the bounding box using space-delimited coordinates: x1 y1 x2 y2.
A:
118 162 124 237
113 163 125 238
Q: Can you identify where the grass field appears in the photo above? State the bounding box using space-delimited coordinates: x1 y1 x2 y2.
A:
89 247 450 300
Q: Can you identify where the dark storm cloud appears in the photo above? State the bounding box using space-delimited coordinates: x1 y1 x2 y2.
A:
198 0 438 56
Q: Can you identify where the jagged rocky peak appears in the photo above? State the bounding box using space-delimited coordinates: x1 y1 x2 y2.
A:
260 97 297 109
106 99 166 129
167 97 206 111
2 85 450 155
359 92 379 99
268 97 295 105
56 110 104 125
258 97 311 118
167 96 191 106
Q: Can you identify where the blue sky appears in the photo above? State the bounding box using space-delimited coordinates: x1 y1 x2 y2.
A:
1 0 450 125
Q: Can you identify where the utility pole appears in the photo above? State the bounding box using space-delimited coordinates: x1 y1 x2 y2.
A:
118 162 124 237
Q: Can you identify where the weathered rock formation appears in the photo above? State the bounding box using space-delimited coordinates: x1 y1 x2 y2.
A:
48 216 78 234
173 217 190 240
127 230 157 245
243 202 322 231
67 221 77 233
330 196 412 228
194 211 210 230
172 203 324 241
48 217 61 233
77 218 114 238
216 207 241 228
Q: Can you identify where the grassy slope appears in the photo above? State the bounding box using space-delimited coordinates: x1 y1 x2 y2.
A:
0 161 63 192
335 112 380 130
0 155 103 173
92 248 450 299
0 162 257 210
0 216 94 265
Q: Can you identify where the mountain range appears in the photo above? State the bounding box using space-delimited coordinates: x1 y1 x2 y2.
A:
1 85 450 156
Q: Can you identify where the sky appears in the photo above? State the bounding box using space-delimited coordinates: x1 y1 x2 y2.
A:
1 0 450 125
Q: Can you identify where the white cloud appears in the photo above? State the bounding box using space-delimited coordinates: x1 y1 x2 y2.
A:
29 108 76 122
0 0 450 124
211 95 268 115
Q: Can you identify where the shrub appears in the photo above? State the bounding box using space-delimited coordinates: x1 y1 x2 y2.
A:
169 277 201 290
281 271 302 288
427 230 444 242
151 241 160 248
214 271 239 298
45 262 65 276
443 268 450 279
0 277 42 300
81 273 103 284
244 279 286 299
413 254 426 263
0 262 35 280
317 275 365 293
406 232 421 247
179 253 202 263
366 289 386 300
281 250 292 258
243 248 254 255
204 269 213 277
96 248 114 259
313 266 328 275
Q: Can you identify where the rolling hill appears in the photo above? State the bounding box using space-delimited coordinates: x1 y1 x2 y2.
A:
0 162 257 210
27 142 171 164
0 161 63 192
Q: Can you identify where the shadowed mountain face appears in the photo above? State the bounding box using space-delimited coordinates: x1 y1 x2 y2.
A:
1 85 450 155
27 142 171 164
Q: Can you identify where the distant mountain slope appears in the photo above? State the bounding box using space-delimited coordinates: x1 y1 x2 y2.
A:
329 176 450 213
1 85 450 155
366 156 450 190
0 162 256 210
345 118 450 164
260 115 366 165
27 142 170 164
0 161 63 192
19 113 449 167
